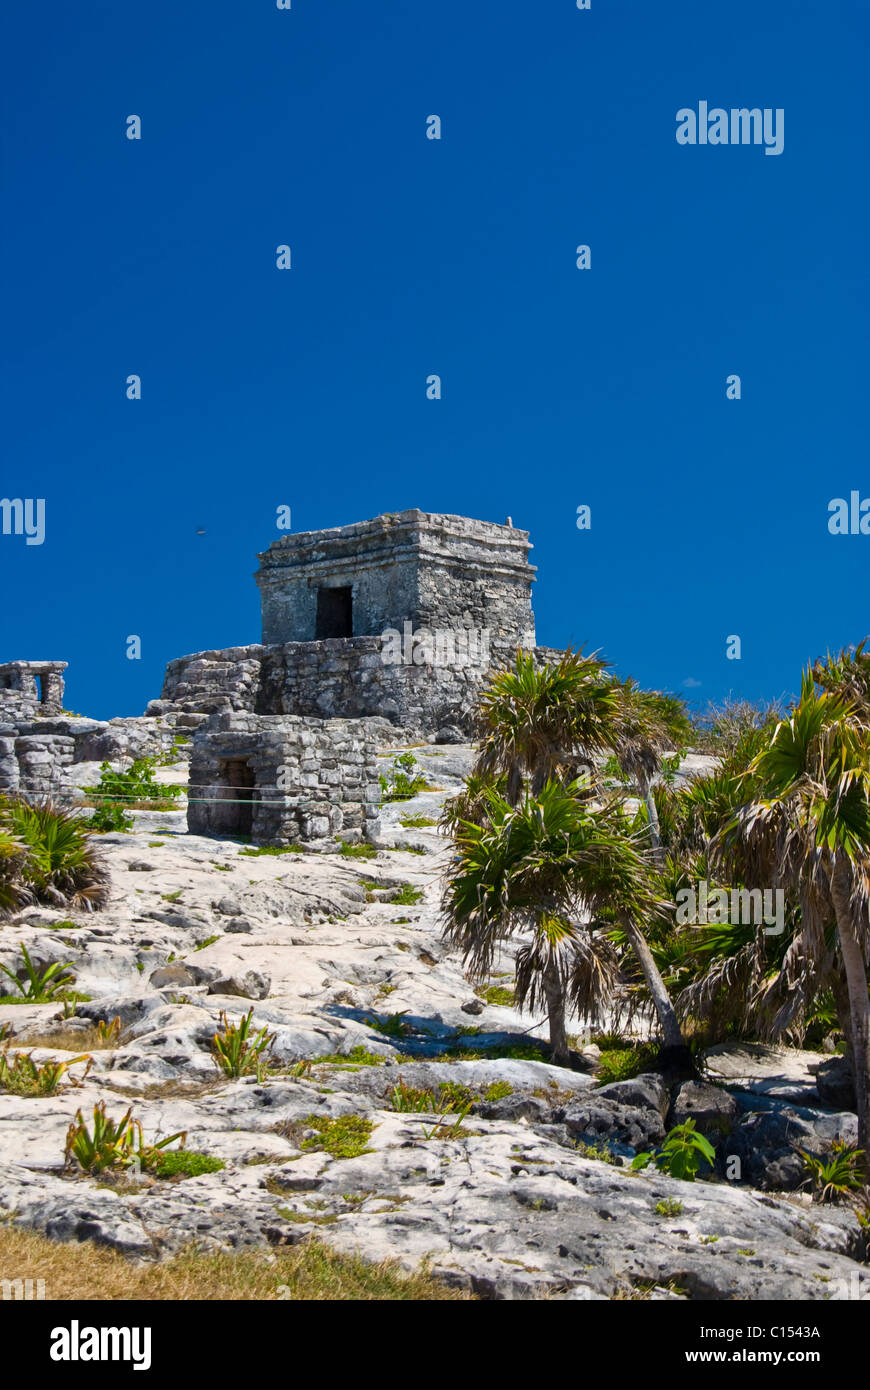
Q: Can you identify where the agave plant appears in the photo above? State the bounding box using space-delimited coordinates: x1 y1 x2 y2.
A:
64 1100 186 1175
0 942 77 1001
0 1046 92 1096
211 1008 275 1078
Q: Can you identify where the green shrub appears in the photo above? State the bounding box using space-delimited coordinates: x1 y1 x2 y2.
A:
631 1120 715 1182
211 1009 275 1079
379 754 430 803
151 1150 225 1179
84 759 182 811
87 803 134 833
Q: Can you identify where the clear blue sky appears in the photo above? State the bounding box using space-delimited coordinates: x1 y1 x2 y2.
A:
2 1 867 720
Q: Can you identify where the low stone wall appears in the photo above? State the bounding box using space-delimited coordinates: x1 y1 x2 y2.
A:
0 723 76 799
186 713 384 845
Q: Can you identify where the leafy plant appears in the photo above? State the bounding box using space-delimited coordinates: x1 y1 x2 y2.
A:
631 1120 716 1181
83 759 182 811
0 1046 93 1096
379 754 430 803
654 1197 684 1217
0 943 76 1002
87 802 134 833
800 1142 866 1203
211 1009 275 1079
366 1011 412 1038
476 983 515 1007
64 1101 186 1175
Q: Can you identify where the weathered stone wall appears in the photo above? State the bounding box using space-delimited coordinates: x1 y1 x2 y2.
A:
187 713 383 845
0 723 75 799
153 635 542 737
255 510 536 647
0 661 67 719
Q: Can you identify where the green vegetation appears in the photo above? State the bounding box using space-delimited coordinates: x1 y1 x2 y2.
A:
238 844 305 856
194 934 221 950
399 815 437 828
83 758 183 812
800 1143 866 1203
300 1114 375 1160
632 1120 716 1182
64 1101 186 1175
310 1045 387 1068
0 797 110 915
0 1046 92 1096
150 1150 225 1179
0 1223 468 1300
389 884 423 906
0 942 77 1002
595 1041 658 1086
88 803 134 833
338 840 377 859
476 983 515 1007
379 753 431 802
211 1009 275 1079
654 1198 684 1217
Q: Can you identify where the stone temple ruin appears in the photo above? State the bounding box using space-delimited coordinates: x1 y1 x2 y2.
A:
3 511 551 845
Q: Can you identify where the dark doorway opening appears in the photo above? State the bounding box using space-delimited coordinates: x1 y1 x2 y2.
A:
35 675 47 704
316 585 353 639
221 759 256 838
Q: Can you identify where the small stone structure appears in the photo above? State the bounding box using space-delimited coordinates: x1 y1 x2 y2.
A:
0 721 76 800
0 661 67 719
255 510 536 646
187 713 383 845
150 510 540 739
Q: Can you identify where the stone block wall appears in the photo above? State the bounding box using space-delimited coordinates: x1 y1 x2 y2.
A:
187 713 384 845
255 510 536 647
153 634 541 736
0 661 67 719
0 723 76 799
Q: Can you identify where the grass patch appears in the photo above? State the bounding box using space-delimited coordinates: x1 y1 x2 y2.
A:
297 1114 375 1160
161 890 183 903
194 935 221 951
338 841 377 859
0 1226 467 1300
238 844 305 857
390 885 424 906
311 1046 387 1068
150 1150 225 1180
476 984 515 1007
595 1041 658 1086
399 815 437 828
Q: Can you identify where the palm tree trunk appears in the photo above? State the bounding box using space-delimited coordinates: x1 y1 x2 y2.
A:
542 961 571 1066
637 772 665 867
620 914 693 1075
830 860 870 1164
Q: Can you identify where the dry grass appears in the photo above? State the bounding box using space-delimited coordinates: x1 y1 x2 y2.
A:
13 1025 121 1052
0 1225 469 1300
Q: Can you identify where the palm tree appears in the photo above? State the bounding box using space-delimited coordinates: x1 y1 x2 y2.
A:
473 647 619 803
612 681 693 864
442 780 689 1069
714 673 870 1160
